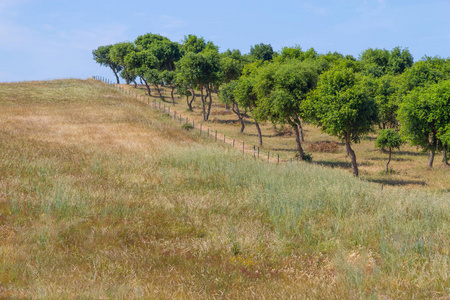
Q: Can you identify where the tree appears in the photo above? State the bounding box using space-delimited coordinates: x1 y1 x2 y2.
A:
398 80 450 168
372 75 402 129
375 129 405 172
360 47 413 77
182 34 218 54
438 124 450 165
161 70 177 104
92 45 123 84
176 49 221 121
249 43 274 62
220 50 244 83
133 33 183 99
110 42 135 84
219 80 247 133
304 67 378 176
233 61 268 145
255 60 319 159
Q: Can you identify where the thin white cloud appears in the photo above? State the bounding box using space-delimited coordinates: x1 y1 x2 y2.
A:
159 15 186 29
62 25 130 51
301 2 329 15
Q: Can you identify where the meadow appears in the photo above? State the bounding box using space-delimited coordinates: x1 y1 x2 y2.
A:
0 79 448 299
126 82 450 192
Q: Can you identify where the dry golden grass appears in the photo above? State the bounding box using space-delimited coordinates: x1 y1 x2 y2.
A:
0 79 448 299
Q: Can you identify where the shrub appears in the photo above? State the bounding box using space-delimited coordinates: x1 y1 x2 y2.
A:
308 141 339 153
182 123 194 131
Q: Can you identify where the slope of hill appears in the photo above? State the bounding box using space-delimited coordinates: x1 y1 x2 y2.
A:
0 79 448 299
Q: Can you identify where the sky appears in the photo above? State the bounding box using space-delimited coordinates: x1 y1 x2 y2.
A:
1 0 450 83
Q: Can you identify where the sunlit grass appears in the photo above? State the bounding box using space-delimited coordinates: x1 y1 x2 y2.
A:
0 79 448 298
125 83 450 192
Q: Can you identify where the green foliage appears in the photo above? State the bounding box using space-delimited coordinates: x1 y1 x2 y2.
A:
375 129 404 150
399 60 446 93
219 52 244 83
219 80 238 105
110 42 135 69
255 60 319 125
181 123 194 130
371 75 402 128
276 45 318 62
305 67 378 143
360 47 413 77
398 80 450 153
249 43 274 62
92 45 123 83
182 34 218 54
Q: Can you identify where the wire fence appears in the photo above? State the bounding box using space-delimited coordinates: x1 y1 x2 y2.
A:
93 76 297 165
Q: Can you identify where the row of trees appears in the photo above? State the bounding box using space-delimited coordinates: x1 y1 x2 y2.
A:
93 34 450 176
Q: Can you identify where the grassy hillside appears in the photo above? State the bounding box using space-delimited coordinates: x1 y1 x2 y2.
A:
0 79 448 299
124 83 450 193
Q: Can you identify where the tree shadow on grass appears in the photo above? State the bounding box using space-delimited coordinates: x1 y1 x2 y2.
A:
313 160 374 168
367 178 427 187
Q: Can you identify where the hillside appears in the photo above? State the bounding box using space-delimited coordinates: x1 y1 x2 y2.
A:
0 79 448 299
119 81 450 193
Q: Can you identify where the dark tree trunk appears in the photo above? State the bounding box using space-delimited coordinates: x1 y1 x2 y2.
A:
294 116 304 142
200 86 206 121
386 147 392 172
232 102 245 133
443 147 449 166
428 149 435 169
206 87 213 121
298 122 304 142
428 131 437 169
292 122 305 161
255 121 263 146
133 79 137 88
141 77 152 96
345 134 358 177
154 84 163 99
112 68 120 84
171 86 176 105
186 88 195 111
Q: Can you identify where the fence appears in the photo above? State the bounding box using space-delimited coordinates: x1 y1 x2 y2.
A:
92 76 296 165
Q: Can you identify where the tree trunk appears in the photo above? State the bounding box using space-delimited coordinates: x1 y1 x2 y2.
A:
112 68 120 84
206 87 213 121
186 88 195 111
443 146 449 166
232 102 245 133
298 122 304 142
345 134 358 177
133 79 137 88
294 116 304 142
385 147 392 172
142 77 152 96
171 86 176 105
428 149 435 169
154 84 163 99
255 121 263 146
292 123 304 161
200 86 206 121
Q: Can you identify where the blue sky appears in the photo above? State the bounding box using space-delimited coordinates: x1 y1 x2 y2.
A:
1 0 450 82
